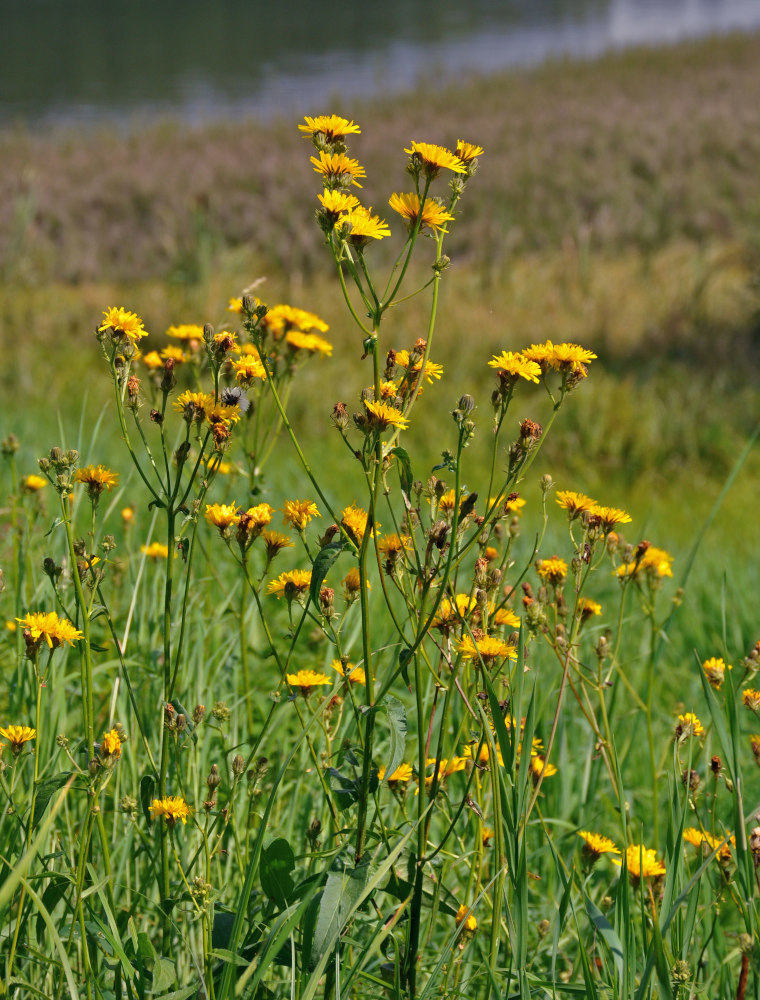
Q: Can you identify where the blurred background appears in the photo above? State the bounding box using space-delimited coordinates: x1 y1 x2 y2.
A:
1 0 759 649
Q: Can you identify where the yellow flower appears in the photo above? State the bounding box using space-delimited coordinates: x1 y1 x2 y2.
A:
341 503 370 544
404 141 466 178
166 323 204 342
337 205 391 246
204 401 241 429
394 350 443 383
99 307 148 345
683 829 734 862
377 533 411 559
227 297 244 314
378 762 413 785
536 556 567 585
310 151 366 188
612 844 666 880
578 597 602 620
149 796 190 826
101 728 122 758
523 340 597 374
241 503 275 539
675 713 704 739
578 831 620 859
0 725 36 752
364 399 409 431
494 607 521 628
141 350 164 370
318 190 361 218
22 474 47 493
75 465 119 497
173 390 215 419
142 542 169 559
121 506 135 525
504 495 526 516
262 304 329 338
743 689 760 711
282 499 321 531
530 755 558 780
616 545 674 579
587 505 632 531
299 115 361 141
331 660 366 685
16 611 82 650
343 568 364 598
487 351 542 383
556 490 597 518
267 569 312 599
437 489 471 515
286 670 331 695
160 345 187 364
388 192 455 233
261 530 294 560
204 502 241 531
285 331 333 356
454 904 477 933
702 656 731 689
457 635 517 665
431 594 476 630
455 140 484 164
231 356 267 386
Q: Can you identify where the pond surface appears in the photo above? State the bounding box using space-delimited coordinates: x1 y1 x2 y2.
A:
2 0 760 127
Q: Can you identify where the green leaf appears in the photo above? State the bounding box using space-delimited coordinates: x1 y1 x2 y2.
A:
310 857 372 969
309 539 347 606
152 957 176 993
260 838 296 908
380 695 407 785
33 773 73 828
36 874 71 945
584 895 624 993
390 447 414 498
139 773 155 826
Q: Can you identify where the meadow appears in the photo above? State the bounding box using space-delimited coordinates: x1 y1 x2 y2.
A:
1 31 760 1000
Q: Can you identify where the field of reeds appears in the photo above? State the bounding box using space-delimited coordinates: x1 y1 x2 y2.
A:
1 31 760 1000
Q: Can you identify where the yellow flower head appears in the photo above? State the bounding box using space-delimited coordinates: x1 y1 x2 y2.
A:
341 503 370 545
432 594 476 631
455 140 484 164
337 205 391 246
487 351 542 384
702 656 731 689
394 350 443 383
612 844 666 881
283 331 332 358
457 635 517 665
578 831 620 859
556 490 597 519
524 340 597 375
22 474 47 493
0 725 36 752
343 568 364 598
454 904 477 933
261 304 329 339
616 544 674 580
101 728 122 758
530 755 558 780
16 611 82 650
536 556 567 586
142 542 169 559
204 401 241 429
75 465 119 497
675 712 704 739
282 499 321 531
742 689 760 712
267 569 312 599
141 350 164 370
311 151 366 188
149 796 190 826
377 533 411 559
331 660 366 685
299 115 361 141
204 502 241 532
173 390 214 420
404 141 466 178
318 190 361 219
578 598 602 621
166 323 204 342
364 399 409 431
286 670 331 695
388 192 455 234
261 530 294 560
378 762 413 784
99 307 148 345
160 344 187 364
231 356 267 386
587 505 632 531
494 607 521 628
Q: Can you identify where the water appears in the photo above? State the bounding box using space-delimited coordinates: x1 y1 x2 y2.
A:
2 0 760 127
